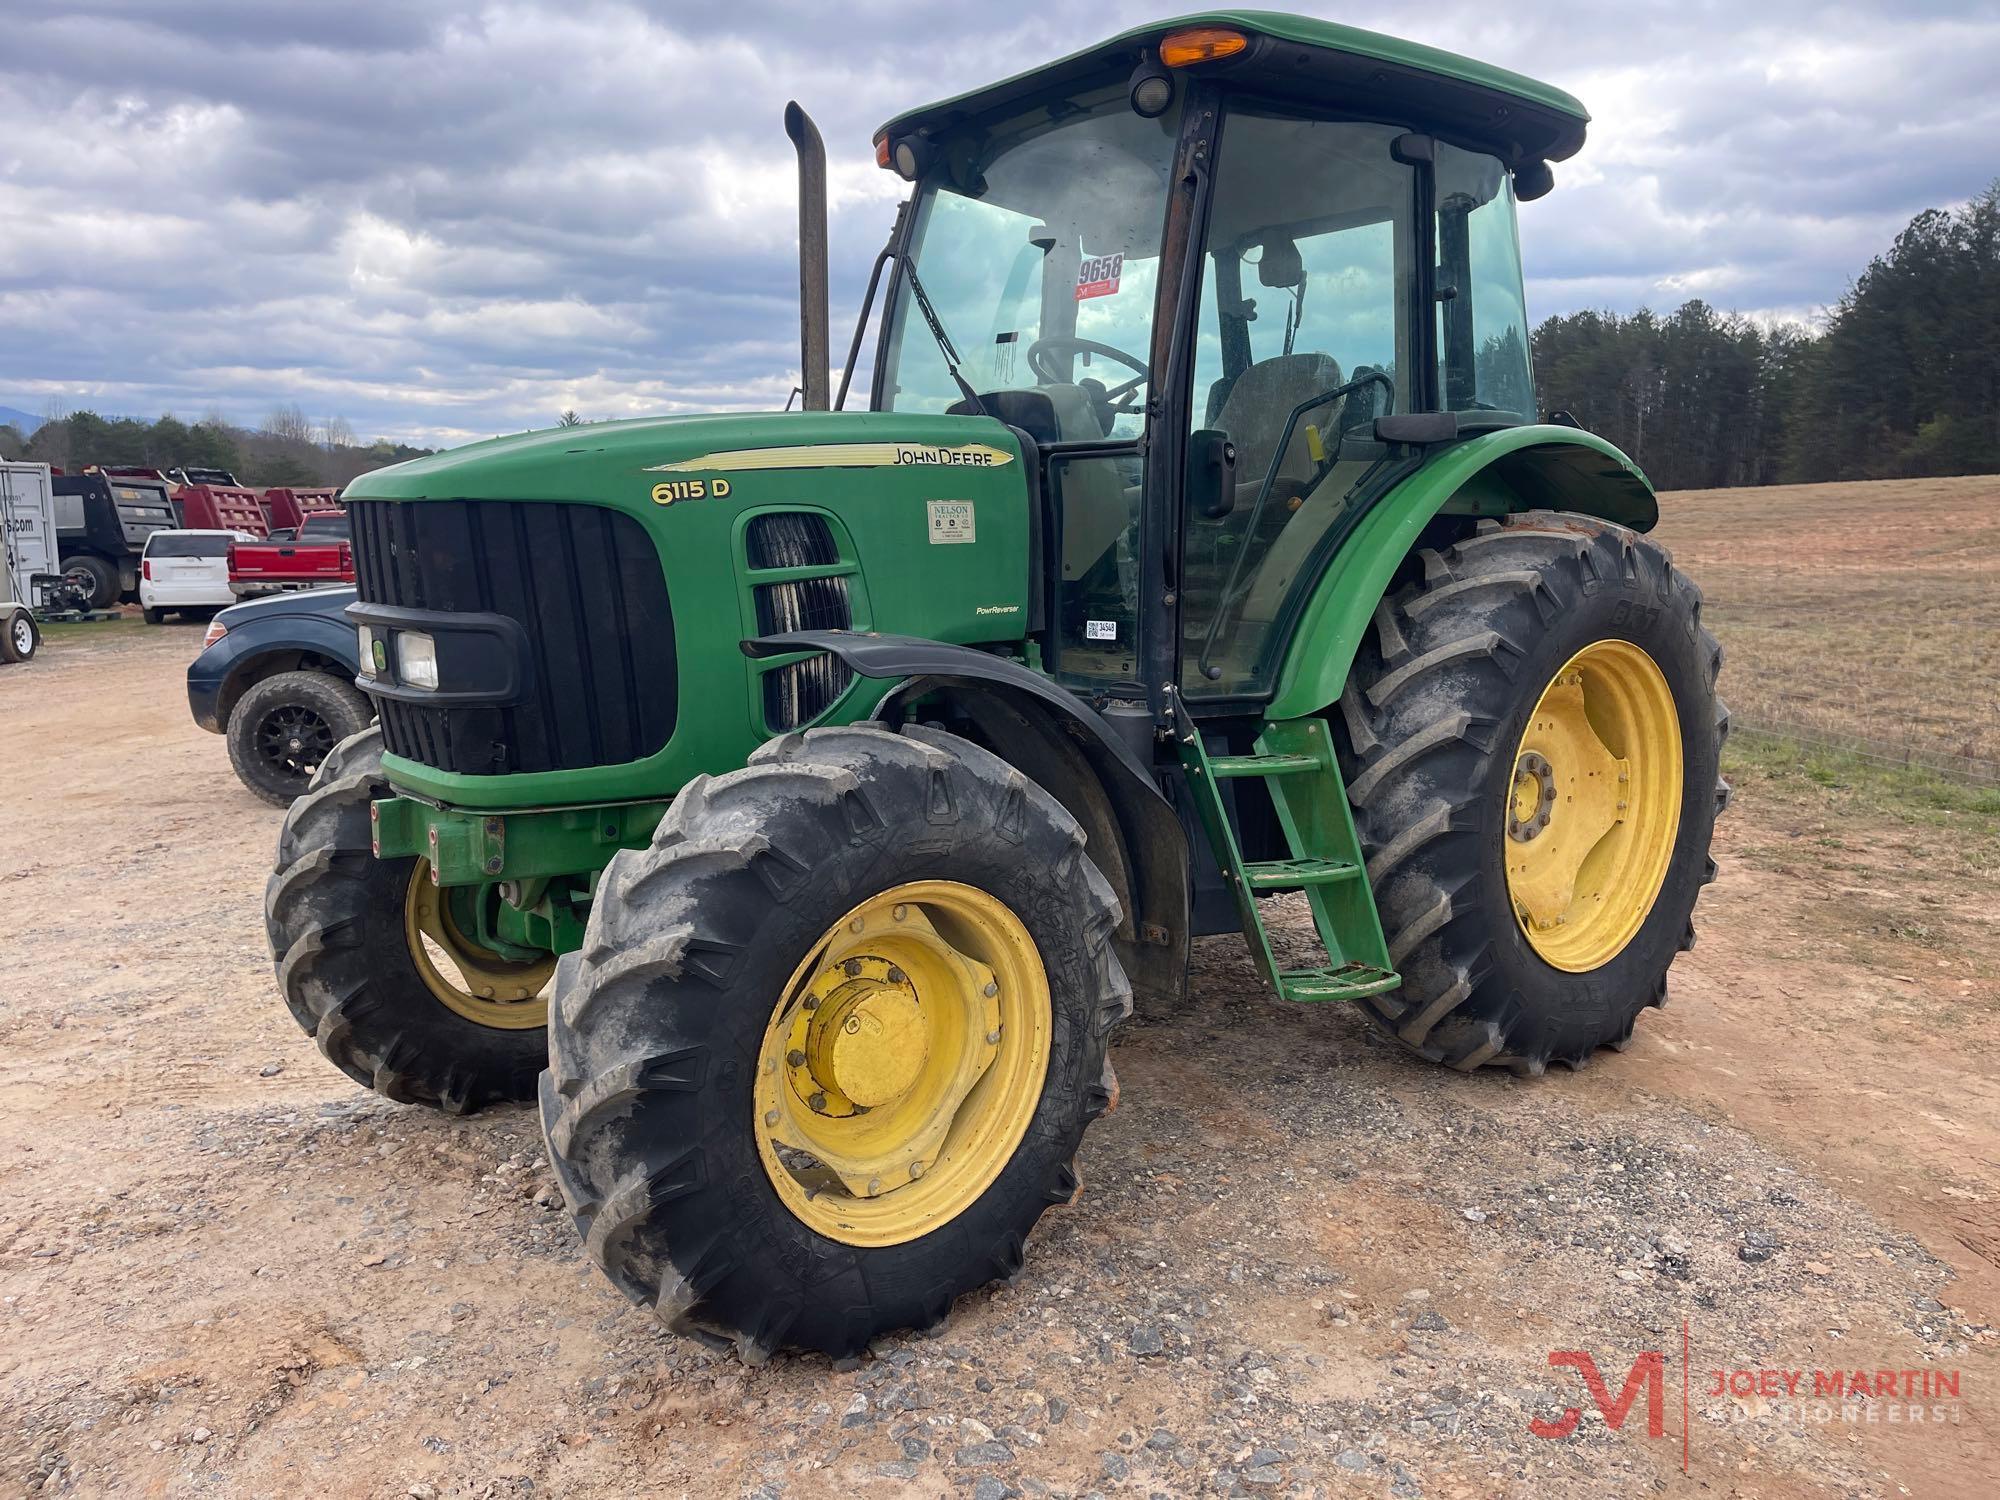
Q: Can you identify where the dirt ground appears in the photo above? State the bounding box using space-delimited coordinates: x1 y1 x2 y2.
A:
2 606 1997 1499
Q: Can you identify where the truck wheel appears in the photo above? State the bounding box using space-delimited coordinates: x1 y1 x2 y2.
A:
226 670 372 806
542 723 1129 1362
1336 512 1728 1073
266 726 552 1113
61 555 117 610
1 609 37 663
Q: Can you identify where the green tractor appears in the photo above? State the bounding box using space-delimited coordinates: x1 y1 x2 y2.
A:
268 14 1727 1361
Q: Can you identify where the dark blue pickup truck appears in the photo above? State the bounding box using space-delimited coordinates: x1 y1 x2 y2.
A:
188 586 371 805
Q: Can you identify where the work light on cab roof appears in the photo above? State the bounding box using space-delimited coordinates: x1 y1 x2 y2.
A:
267 11 1724 1367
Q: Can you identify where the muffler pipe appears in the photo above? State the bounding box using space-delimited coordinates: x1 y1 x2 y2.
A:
784 101 830 412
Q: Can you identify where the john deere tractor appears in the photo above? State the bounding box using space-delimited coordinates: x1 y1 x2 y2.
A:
268 14 1727 1360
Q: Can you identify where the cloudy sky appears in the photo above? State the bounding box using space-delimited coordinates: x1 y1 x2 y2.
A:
3 1 1996 447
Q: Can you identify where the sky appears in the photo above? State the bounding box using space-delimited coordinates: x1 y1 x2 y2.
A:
2 1 1996 448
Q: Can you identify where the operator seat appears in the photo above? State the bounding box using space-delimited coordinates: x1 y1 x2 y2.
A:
1207 351 1342 490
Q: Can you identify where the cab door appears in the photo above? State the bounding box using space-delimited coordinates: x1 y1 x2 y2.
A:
1175 111 1421 701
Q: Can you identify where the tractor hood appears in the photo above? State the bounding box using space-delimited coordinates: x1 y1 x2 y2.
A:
343 410 1026 504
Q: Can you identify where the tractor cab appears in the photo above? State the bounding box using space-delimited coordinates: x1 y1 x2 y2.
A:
863 17 1584 707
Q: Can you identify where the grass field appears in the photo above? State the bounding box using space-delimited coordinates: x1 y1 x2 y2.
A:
1652 473 2000 782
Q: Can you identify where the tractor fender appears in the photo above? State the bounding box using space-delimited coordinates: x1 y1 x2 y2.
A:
744 630 1191 1009
1267 425 1657 720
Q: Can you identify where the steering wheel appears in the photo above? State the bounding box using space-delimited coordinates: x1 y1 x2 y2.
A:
1024 336 1152 404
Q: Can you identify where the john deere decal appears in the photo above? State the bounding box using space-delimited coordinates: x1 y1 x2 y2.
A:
647 442 1014 475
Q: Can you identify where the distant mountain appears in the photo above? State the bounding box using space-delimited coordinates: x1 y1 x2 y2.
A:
0 405 43 435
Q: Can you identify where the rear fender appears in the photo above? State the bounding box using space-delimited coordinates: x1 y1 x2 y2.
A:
1267 426 1656 720
745 630 1190 1009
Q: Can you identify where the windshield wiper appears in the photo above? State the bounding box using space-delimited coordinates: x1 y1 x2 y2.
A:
898 255 987 416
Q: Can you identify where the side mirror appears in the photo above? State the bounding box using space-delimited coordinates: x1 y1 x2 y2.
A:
1188 428 1237 519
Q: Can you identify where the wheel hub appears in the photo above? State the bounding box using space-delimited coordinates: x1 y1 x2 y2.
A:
1507 750 1557 842
403 863 554 1028
1503 644 1684 971
754 882 1050 1244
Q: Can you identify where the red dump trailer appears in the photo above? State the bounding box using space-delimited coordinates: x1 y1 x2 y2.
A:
261 487 342 536
175 483 271 537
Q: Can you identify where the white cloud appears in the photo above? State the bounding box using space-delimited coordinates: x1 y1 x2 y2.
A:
1 0 1995 443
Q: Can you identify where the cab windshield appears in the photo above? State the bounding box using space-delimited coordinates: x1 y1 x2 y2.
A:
876 82 1181 443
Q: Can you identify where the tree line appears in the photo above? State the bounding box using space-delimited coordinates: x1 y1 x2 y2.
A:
1533 181 2000 492
0 404 435 490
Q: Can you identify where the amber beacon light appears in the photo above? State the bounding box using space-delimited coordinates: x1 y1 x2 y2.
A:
1159 26 1248 67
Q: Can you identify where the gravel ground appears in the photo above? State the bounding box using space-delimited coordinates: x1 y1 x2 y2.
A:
2 623 1995 1499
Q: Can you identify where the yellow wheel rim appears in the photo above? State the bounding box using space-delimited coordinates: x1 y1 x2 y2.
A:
753 881 1052 1248
402 862 554 1029
1504 640 1683 972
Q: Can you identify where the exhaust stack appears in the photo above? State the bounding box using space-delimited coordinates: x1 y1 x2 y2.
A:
784 101 830 412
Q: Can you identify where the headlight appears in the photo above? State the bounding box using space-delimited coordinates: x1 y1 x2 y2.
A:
357 624 384 677
397 630 439 690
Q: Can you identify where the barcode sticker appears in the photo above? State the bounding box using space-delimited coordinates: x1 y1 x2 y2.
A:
1084 619 1117 641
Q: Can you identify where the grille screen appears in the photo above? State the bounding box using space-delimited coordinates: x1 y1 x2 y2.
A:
747 511 853 732
350 499 677 775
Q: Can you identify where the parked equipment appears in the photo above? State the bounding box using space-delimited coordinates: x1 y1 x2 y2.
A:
228 511 353 596
187 586 371 803
140 529 251 622
52 471 178 607
262 487 343 535
173 481 271 538
266 16 1728 1361
1 460 58 662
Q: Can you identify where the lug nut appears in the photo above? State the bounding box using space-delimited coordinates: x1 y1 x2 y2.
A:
843 958 862 978
886 966 905 984
909 1162 925 1180
985 1029 1001 1045
892 904 907 922
867 1176 881 1194
808 1091 827 1111
764 1110 778 1126
982 981 998 998
786 1049 806 1067
803 993 819 1011
849 918 864 933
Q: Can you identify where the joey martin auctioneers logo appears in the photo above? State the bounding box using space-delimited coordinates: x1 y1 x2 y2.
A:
1530 1323 1965 1473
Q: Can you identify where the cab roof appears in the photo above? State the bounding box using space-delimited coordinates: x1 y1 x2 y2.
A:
876 11 1589 167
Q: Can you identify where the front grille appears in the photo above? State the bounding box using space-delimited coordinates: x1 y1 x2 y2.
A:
350 499 676 775
746 511 852 732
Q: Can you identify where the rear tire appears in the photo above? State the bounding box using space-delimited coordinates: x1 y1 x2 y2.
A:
1335 512 1728 1073
542 723 1130 1361
265 726 549 1113
142 606 167 625
226 670 372 806
61 554 117 610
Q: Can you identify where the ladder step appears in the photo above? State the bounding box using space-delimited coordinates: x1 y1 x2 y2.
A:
1242 856 1362 890
1276 964 1403 1003
1207 752 1320 779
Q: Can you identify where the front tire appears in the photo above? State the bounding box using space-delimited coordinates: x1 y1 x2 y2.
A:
226 670 372 806
1336 512 1728 1073
542 723 1130 1362
265 727 551 1112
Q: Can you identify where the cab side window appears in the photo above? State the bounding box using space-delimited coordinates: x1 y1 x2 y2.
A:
1182 114 1416 697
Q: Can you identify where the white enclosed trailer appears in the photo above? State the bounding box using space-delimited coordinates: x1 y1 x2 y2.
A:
1 459 56 662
